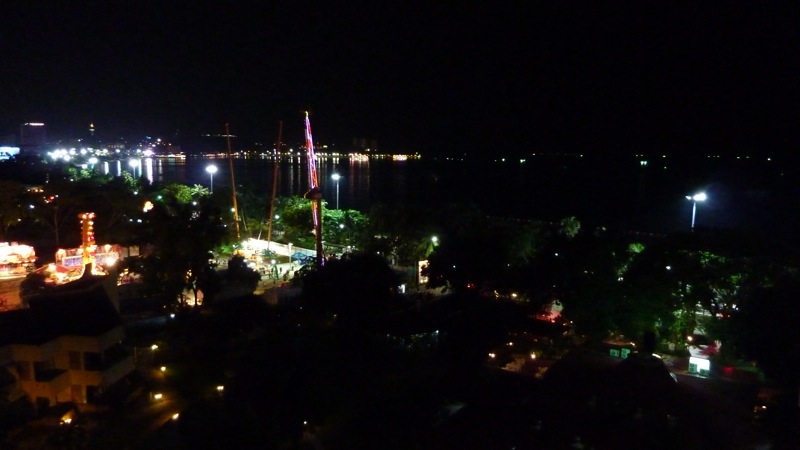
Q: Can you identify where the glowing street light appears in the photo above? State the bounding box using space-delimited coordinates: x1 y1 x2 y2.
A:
206 165 218 193
331 173 341 209
685 192 707 230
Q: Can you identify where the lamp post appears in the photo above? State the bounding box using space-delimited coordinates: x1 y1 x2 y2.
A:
206 165 218 193
685 192 707 230
331 173 341 209
428 236 439 257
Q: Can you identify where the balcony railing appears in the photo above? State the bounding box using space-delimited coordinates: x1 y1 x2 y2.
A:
35 368 68 382
84 345 131 372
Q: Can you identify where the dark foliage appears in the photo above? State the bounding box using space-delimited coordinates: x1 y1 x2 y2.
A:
298 252 400 326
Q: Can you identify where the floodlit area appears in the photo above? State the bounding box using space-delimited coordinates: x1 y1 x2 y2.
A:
0 242 36 278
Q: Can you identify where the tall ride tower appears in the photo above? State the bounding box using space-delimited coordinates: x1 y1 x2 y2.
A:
304 112 324 266
79 212 96 268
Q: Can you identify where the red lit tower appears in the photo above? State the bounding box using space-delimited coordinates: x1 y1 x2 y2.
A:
304 112 324 266
79 212 96 267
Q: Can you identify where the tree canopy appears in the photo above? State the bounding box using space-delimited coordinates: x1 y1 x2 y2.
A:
128 192 229 308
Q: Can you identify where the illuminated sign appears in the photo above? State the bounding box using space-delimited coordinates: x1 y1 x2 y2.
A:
688 356 711 375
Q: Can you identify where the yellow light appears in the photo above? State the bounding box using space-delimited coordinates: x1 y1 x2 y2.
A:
153 393 163 400
151 344 159 350
160 366 166 372
216 385 224 392
172 413 180 420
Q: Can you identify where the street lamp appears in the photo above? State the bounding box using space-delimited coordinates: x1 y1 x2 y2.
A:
206 165 218 193
331 173 341 209
685 192 707 230
424 236 439 258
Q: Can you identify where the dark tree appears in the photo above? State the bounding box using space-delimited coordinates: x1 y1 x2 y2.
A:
297 252 400 325
728 274 800 386
422 214 543 296
131 193 229 308
0 180 27 240
222 254 260 294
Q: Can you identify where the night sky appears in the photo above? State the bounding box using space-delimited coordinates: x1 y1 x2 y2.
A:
2 2 798 157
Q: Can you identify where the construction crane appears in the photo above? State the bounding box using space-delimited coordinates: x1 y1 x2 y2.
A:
224 123 241 240
303 111 324 266
265 121 282 247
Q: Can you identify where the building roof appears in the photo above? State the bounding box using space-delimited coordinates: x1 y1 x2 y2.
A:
0 273 122 346
0 309 42 346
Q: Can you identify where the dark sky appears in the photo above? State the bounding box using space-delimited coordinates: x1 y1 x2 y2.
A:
1 2 798 157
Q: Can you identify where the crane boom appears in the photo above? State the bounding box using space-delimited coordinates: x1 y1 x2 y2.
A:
266 121 282 247
225 123 240 240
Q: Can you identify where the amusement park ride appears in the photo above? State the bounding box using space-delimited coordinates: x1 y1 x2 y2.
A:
247 112 325 267
303 111 324 267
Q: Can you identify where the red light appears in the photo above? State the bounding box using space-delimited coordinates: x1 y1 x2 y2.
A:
80 212 96 245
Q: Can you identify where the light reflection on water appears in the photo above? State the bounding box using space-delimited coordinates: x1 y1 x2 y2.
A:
103 155 388 213
98 155 793 236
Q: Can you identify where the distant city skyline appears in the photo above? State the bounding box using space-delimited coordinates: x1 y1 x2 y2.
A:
2 3 798 159
3 118 796 163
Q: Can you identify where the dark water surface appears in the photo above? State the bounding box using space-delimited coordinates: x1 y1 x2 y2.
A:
109 154 798 238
